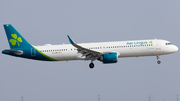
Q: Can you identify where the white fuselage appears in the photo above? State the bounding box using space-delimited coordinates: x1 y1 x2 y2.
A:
34 39 178 61
3 24 178 68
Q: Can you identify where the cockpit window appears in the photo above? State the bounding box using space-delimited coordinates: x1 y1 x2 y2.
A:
166 43 172 45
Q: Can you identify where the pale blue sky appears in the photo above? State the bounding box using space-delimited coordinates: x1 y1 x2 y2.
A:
0 1 180 101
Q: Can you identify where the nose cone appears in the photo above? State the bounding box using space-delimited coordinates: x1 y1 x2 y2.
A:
172 45 178 53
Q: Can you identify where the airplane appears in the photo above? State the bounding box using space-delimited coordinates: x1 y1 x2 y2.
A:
2 24 178 68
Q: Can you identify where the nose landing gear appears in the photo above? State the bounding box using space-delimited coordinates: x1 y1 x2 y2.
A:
157 60 161 64
156 56 161 64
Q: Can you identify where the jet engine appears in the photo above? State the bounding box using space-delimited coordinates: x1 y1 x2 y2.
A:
98 52 119 63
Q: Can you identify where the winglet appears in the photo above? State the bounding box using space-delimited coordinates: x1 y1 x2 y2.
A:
67 35 75 44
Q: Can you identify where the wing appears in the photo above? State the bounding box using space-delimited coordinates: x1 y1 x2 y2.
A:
67 35 102 60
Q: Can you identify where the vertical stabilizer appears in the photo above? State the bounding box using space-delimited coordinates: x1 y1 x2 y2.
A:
3 24 31 49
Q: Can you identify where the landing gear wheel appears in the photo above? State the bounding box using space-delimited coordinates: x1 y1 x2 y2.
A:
157 60 161 64
89 63 94 69
156 56 161 64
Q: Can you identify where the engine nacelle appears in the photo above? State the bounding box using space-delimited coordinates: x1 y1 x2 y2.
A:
98 52 118 63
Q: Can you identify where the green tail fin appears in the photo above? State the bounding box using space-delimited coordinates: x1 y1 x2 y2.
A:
3 24 31 49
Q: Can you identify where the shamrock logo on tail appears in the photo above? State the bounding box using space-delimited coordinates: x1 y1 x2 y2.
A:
9 34 23 46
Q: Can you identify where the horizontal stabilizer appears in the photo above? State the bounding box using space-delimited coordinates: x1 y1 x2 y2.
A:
5 49 23 54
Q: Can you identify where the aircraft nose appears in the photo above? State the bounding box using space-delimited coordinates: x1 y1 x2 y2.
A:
172 45 178 52
175 46 178 52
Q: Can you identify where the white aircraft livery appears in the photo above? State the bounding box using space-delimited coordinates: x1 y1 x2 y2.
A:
2 24 178 68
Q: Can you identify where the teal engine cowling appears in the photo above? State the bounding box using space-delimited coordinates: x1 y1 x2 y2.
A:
98 52 118 63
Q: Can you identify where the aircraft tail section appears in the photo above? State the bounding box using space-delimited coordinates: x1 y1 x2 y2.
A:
3 24 57 61
3 24 31 49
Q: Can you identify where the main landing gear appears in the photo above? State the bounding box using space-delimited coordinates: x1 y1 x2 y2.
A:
89 62 94 69
156 55 161 64
89 58 95 69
